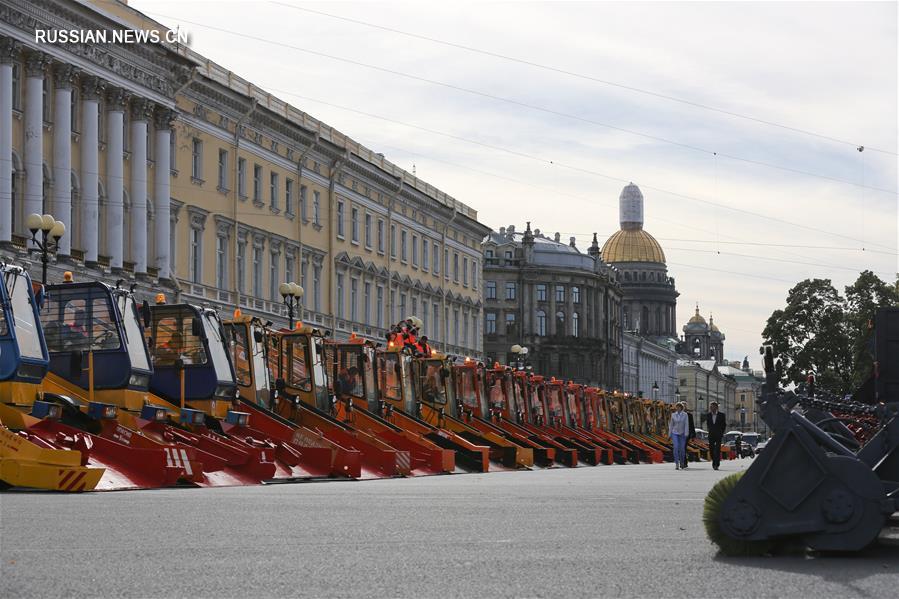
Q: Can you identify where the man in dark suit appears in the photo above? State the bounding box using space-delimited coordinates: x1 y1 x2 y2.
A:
705 401 726 470
682 410 696 468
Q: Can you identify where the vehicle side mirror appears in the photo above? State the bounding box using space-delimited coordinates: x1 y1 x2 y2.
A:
141 301 151 328
191 318 203 338
253 329 263 343
70 350 83 374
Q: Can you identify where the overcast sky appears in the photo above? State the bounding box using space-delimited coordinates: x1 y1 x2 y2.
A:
131 0 898 368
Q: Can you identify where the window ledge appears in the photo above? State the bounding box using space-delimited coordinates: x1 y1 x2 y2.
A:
270 206 281 215
191 176 205 186
217 185 230 195
252 199 264 208
238 193 248 201
285 212 295 221
312 223 323 232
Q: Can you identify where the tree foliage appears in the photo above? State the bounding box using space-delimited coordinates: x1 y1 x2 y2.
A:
762 271 899 394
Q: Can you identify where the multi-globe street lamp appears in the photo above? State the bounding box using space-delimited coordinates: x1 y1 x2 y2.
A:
27 213 66 286
279 281 304 329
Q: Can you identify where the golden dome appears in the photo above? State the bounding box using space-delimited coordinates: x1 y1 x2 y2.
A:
688 306 707 325
601 229 666 264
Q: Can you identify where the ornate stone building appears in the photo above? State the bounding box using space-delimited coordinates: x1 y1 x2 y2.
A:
682 305 726 365
0 0 489 357
481 223 622 388
601 183 678 337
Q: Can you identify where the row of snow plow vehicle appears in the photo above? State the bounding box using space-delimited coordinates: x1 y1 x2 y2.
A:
2 264 718 493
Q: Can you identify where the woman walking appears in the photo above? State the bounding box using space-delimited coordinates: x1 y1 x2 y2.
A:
669 402 689 470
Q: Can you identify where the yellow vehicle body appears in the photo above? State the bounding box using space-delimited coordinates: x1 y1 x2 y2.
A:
0 407 104 492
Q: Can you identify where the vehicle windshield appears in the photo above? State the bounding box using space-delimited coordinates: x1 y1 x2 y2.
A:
40 284 120 355
148 311 207 366
362 347 376 403
310 337 328 403
485 372 505 409
5 271 43 359
330 345 365 399
566 391 579 425
227 323 252 387
202 311 234 383
418 360 446 405
546 387 563 418
116 294 150 372
456 367 478 409
377 352 403 401
283 335 311 392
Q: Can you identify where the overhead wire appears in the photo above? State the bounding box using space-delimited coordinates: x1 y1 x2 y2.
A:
269 0 899 157
141 9 898 196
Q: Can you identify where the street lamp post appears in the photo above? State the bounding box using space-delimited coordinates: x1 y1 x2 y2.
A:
510 344 529 370
27 213 66 286
674 387 680 407
279 281 304 329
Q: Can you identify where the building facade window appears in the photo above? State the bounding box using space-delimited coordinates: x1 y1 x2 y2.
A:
252 245 263 297
237 158 247 198
189 227 202 283
377 219 385 253
572 312 579 337
215 234 227 289
350 278 358 321
536 310 547 336
253 164 262 203
462 257 468 285
536 284 547 302
555 285 565 302
411 234 418 266
453 253 459 282
217 149 228 190
313 264 321 311
390 225 397 257
363 282 371 324
191 138 203 180
236 238 246 293
285 179 294 215
434 243 440 275
299 185 307 220
312 190 320 225
556 311 565 333
505 313 516 335
485 312 497 334
486 281 497 300
364 213 372 248
351 207 359 243
270 172 279 210
270 252 280 301
336 273 345 319
572 286 580 304
376 286 384 327
336 200 345 238
401 230 408 262
472 260 478 290
422 238 429 270
505 282 516 300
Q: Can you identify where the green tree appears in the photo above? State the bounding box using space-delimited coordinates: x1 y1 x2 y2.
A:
762 278 851 393
843 270 899 387
763 271 899 394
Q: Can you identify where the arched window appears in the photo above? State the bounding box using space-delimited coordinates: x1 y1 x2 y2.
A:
572 312 579 337
556 310 565 334
536 309 546 336
693 338 701 356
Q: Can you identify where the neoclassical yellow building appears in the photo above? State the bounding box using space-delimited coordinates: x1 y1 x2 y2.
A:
0 0 489 357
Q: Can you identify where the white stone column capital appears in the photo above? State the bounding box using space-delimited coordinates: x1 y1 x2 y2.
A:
24 50 50 78
106 86 129 112
51 63 77 90
80 75 106 101
130 97 153 121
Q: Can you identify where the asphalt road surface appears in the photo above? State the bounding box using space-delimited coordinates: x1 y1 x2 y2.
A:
1 460 896 598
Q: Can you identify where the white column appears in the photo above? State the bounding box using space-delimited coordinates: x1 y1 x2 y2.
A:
129 98 150 273
52 64 75 256
80 75 104 264
154 107 174 279
105 86 126 269
23 52 48 223
0 38 19 243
